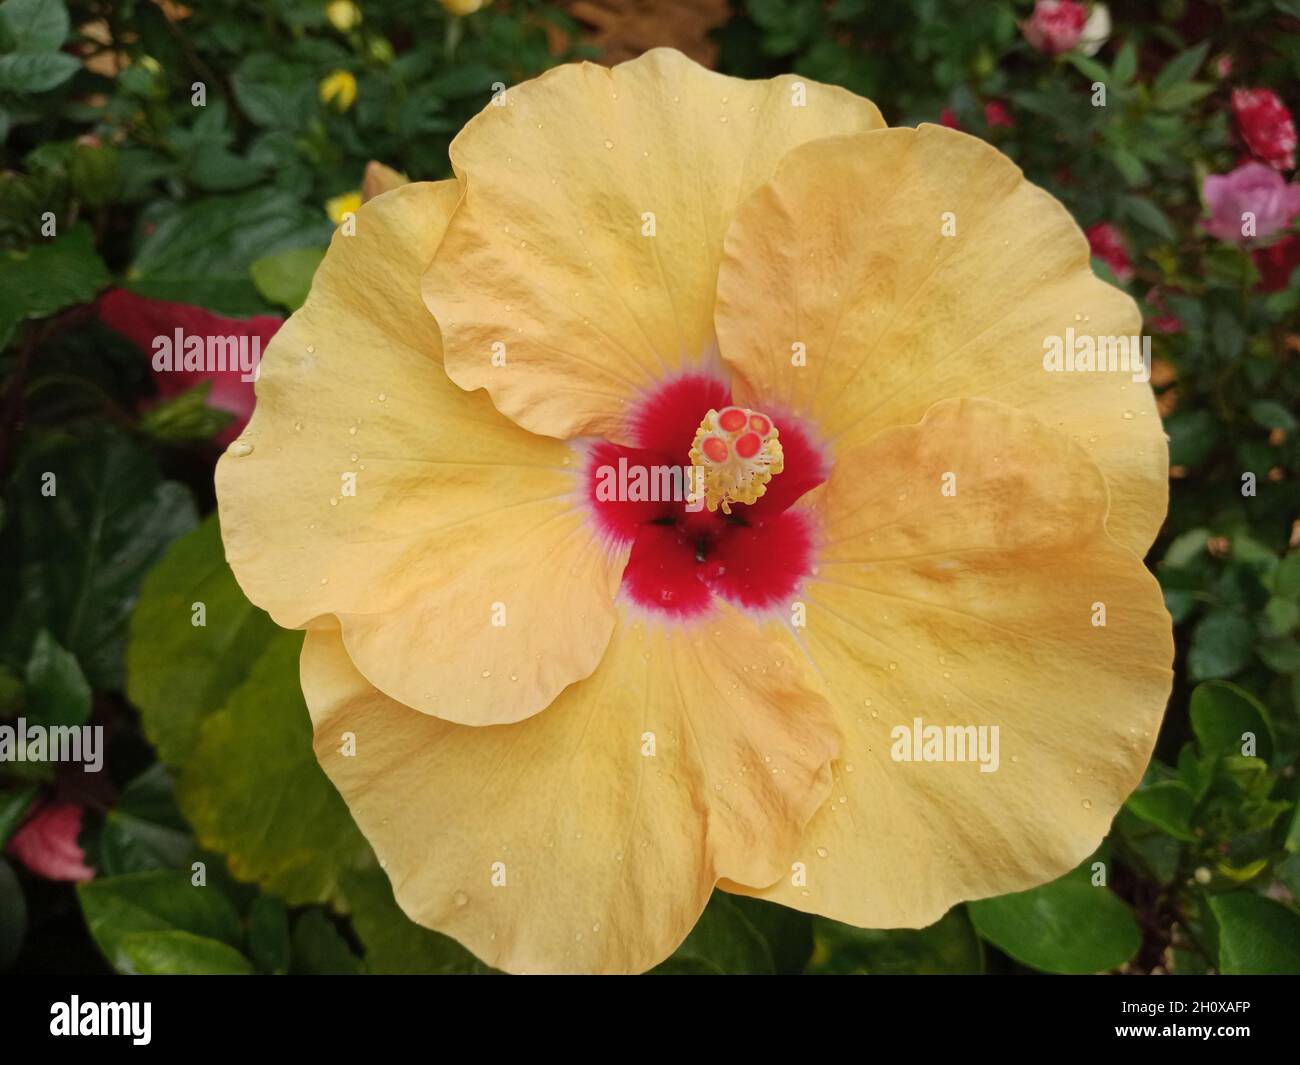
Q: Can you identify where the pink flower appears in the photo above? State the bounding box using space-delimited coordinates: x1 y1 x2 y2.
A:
1202 162 1300 244
984 100 1014 129
1085 222 1134 282
1022 0 1088 56
99 289 282 446
939 107 961 130
1232 88 1297 171
8 802 95 882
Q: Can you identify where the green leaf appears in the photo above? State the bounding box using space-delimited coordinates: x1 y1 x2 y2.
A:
1211 307 1247 361
1210 893 1300 974
8 430 197 689
127 514 279 768
0 785 37 847
187 143 265 193
343 867 485 974
1164 408 1218 467
1258 636 1300 674
1110 147 1150 187
176 629 370 905
98 765 193 876
724 894 814 974
1122 195 1177 243
1276 553 1300 599
1162 527 1210 568
969 874 1140 974
230 54 317 129
652 892 775 974
0 0 68 52
1154 82 1214 110
1153 41 1210 93
114 930 254 975
248 894 291 974
1187 611 1254 681
23 628 90 727
1125 779 1198 842
807 907 983 974
78 870 244 973
1064 53 1109 85
0 857 26 968
1285 802 1300 855
290 910 361 974
249 246 325 311
1189 680 1274 762
138 381 235 443
1113 41 1137 85
0 51 79 93
0 223 109 349
128 189 333 315
1248 400 1297 432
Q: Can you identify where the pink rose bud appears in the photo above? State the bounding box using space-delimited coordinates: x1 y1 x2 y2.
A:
1022 0 1088 56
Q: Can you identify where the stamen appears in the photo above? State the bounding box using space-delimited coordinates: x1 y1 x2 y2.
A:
688 406 784 513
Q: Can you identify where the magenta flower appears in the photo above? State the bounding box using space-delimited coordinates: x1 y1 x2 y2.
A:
1202 162 1300 244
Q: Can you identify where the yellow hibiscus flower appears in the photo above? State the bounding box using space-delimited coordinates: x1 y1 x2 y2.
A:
216 48 1173 975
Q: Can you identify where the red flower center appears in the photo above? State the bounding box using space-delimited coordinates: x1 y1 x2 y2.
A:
586 373 827 618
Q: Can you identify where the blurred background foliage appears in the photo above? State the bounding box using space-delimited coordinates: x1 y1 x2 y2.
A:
1 0 1299 975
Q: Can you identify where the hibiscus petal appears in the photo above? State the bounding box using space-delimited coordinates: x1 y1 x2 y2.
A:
8 802 95 882
716 124 1168 557
302 605 840 974
216 181 625 726
723 399 1173 928
425 47 884 443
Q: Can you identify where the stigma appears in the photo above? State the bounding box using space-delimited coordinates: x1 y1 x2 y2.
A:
688 405 784 514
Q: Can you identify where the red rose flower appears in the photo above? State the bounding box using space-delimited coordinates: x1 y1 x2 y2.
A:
1232 88 1297 171
1253 233 1300 292
1086 222 1134 283
939 107 961 130
1144 287 1183 334
985 100 1014 129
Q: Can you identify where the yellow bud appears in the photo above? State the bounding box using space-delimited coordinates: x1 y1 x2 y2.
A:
440 0 490 16
325 191 362 225
326 0 361 32
319 69 357 112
